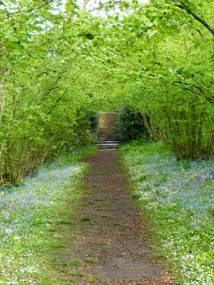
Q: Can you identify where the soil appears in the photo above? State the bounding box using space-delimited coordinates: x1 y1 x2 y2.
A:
60 149 179 285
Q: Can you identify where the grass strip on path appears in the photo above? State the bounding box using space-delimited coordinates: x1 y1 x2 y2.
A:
0 146 95 285
121 140 214 285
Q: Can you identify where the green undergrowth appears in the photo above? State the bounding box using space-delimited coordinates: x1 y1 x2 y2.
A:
0 146 96 285
120 140 214 285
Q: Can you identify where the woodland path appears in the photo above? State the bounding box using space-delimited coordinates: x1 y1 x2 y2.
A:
60 149 178 285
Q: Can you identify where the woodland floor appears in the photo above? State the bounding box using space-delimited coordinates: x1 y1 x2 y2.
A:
58 149 179 285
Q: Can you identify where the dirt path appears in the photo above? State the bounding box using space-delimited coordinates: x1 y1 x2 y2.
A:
61 150 178 285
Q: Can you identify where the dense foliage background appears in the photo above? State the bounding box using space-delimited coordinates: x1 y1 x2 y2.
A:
0 0 214 183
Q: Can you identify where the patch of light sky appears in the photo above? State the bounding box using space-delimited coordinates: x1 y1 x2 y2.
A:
61 0 149 14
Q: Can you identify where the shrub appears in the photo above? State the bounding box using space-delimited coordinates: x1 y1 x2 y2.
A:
87 112 99 134
74 110 98 146
117 105 149 142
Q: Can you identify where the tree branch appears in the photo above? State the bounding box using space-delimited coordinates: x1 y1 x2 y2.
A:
0 0 54 17
173 1 214 37
47 68 87 115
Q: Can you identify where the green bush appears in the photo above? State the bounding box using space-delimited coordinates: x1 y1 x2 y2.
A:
117 105 149 142
87 112 99 134
73 110 99 146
